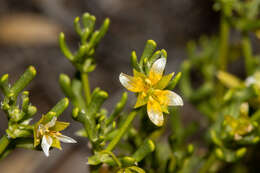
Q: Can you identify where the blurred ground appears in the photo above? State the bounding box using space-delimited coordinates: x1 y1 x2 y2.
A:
0 0 219 172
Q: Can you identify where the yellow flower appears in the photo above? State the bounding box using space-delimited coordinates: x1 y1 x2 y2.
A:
34 116 76 157
119 57 183 126
224 115 253 141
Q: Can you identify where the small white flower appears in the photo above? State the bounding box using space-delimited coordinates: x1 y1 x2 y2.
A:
34 116 77 157
245 76 256 86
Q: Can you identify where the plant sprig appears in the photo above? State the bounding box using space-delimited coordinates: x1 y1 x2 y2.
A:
0 66 74 158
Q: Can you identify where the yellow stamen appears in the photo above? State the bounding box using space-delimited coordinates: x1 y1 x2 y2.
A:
145 78 152 86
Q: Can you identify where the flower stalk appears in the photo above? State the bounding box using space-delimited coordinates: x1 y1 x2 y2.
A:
199 152 217 173
81 72 91 104
242 33 254 75
218 14 230 71
106 111 137 152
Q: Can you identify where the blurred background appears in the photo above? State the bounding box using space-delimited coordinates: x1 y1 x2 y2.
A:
0 0 220 172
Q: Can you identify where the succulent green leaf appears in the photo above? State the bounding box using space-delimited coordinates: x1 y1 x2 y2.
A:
59 74 73 99
88 89 108 116
10 66 36 97
161 49 167 58
81 28 91 44
106 92 128 125
74 45 87 62
27 105 37 117
71 79 86 110
217 71 244 89
0 74 10 95
140 40 157 67
82 13 96 33
131 51 140 71
95 18 110 43
132 139 155 162
74 17 82 36
21 93 29 113
45 98 69 121
148 50 161 67
59 32 74 61
166 72 182 90
128 166 146 173
82 59 96 73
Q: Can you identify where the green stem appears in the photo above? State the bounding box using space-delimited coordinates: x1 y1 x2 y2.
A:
199 152 217 173
218 14 230 71
0 135 11 155
81 72 91 104
242 33 254 75
106 111 137 151
217 14 230 101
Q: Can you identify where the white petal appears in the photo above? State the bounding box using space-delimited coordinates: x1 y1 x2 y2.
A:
46 116 57 128
119 73 144 92
57 135 77 143
21 118 32 125
119 73 132 88
148 57 167 84
166 91 184 106
245 76 256 86
147 98 164 126
41 135 53 157
150 57 166 77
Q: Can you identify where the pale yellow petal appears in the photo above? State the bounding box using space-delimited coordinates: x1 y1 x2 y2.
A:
147 97 164 126
164 90 183 106
133 69 146 78
153 90 183 106
119 73 145 92
149 58 166 85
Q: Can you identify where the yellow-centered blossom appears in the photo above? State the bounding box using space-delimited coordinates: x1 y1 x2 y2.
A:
34 116 76 157
119 57 183 126
224 103 253 140
224 115 253 141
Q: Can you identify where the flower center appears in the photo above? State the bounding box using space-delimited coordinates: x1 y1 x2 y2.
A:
37 124 61 138
144 78 152 86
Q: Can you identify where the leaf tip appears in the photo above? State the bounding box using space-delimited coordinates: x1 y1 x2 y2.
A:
28 66 37 76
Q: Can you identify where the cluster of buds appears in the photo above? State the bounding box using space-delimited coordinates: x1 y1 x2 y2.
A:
0 66 37 140
59 12 109 73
